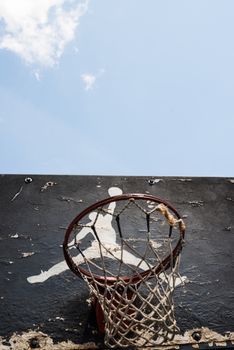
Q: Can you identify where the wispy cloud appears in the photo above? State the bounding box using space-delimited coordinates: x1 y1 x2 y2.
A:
0 0 88 67
33 70 41 81
81 69 105 91
81 73 96 90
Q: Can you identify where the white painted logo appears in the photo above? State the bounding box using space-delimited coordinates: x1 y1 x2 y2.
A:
27 187 187 287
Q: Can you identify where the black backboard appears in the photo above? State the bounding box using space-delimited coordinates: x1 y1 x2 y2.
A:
0 175 234 349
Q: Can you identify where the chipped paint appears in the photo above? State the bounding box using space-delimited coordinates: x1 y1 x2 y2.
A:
22 327 232 350
165 327 234 348
182 214 188 218
188 200 204 207
21 252 35 258
148 178 162 185
10 233 19 238
58 196 83 203
11 186 23 201
0 327 229 350
0 330 98 349
124 328 234 349
178 179 192 182
40 181 57 192
3 328 233 350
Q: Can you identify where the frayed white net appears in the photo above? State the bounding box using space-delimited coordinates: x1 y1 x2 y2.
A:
65 196 185 348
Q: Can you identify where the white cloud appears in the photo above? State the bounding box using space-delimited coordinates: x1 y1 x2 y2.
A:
81 73 96 90
81 68 105 91
0 0 88 67
34 70 41 81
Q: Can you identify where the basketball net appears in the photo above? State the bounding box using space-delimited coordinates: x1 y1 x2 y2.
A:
64 194 185 348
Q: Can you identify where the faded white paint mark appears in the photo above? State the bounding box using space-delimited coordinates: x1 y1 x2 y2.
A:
10 233 19 238
178 178 192 182
188 200 204 207
11 186 23 201
229 179 234 183
108 187 122 196
55 316 65 321
150 240 162 249
22 252 35 258
58 196 82 203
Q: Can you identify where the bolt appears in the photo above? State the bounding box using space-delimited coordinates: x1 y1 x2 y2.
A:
25 177 33 184
29 338 40 348
192 331 201 342
148 179 155 185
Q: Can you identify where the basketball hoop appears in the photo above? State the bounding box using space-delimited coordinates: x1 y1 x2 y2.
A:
63 193 185 348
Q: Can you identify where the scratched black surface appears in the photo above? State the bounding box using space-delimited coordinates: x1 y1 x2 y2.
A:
0 175 234 348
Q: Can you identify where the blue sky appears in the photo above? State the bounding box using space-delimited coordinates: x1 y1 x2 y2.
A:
0 0 233 176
